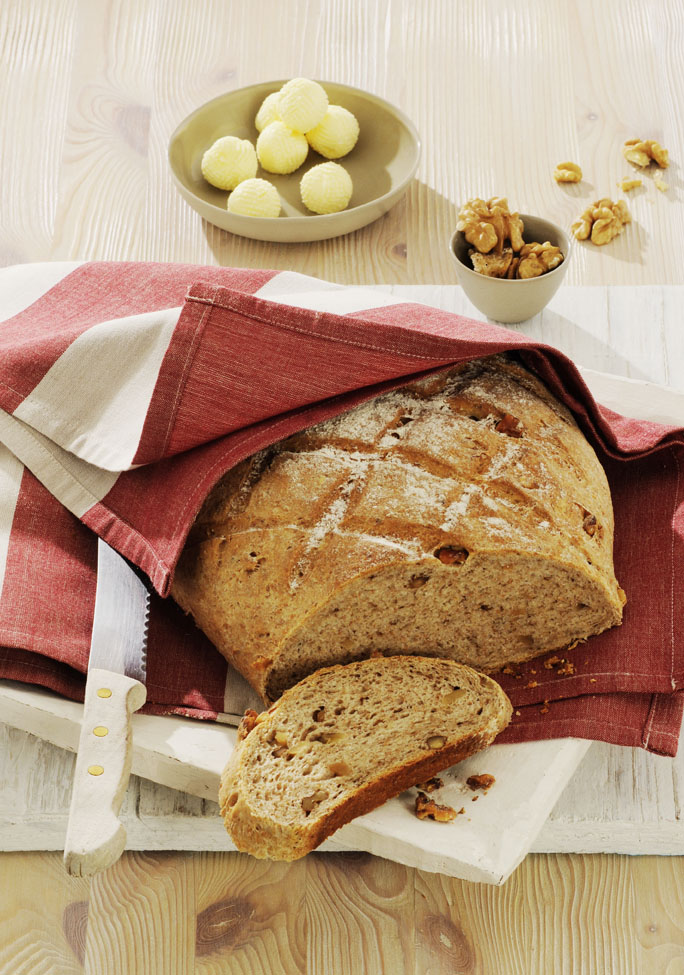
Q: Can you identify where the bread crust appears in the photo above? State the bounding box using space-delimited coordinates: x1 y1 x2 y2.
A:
172 354 624 702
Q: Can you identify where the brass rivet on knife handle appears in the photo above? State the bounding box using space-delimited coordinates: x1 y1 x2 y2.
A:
97 688 112 698
93 726 109 737
88 765 104 776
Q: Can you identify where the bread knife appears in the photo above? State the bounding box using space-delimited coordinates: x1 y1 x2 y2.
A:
64 538 149 876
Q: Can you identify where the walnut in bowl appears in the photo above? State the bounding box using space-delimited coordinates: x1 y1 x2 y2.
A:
449 206 570 324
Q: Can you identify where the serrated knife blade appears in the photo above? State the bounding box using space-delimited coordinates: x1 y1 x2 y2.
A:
64 538 150 877
88 537 149 684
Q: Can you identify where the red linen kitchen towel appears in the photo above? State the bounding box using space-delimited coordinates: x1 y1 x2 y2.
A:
0 261 682 755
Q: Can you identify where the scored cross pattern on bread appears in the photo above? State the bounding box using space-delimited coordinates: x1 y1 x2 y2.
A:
172 354 624 704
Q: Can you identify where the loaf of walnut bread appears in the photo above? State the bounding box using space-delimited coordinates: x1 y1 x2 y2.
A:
172 354 625 704
219 656 512 860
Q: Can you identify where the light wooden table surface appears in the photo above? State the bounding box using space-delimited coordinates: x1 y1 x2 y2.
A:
1 0 684 972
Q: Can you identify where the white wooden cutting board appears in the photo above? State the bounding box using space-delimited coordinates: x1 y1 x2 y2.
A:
0 679 591 884
1 285 683 884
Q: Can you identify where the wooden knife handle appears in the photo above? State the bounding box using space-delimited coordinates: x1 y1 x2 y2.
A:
63 667 146 877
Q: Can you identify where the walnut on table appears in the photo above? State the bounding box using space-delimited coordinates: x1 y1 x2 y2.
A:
553 161 583 183
571 198 631 246
623 138 669 169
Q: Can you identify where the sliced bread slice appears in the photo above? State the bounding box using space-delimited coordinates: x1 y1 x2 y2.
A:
219 656 512 860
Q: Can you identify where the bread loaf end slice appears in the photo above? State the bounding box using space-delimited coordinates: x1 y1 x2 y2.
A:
219 656 512 861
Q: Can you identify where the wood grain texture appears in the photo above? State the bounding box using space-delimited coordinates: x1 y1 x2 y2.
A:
83 852 195 975
1 0 682 283
1 851 683 974
0 852 89 975
193 853 306 975
306 851 415 974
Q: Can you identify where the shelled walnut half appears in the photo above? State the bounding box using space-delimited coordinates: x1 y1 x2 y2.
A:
517 242 564 278
457 197 525 255
571 198 631 246
553 161 583 183
622 138 669 169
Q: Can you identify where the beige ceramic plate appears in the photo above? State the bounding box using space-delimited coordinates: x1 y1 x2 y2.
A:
168 81 421 242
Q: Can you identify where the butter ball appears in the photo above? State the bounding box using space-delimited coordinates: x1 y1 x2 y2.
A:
300 162 353 214
255 92 281 133
227 179 281 218
306 105 360 159
257 120 309 174
278 78 328 133
201 136 257 191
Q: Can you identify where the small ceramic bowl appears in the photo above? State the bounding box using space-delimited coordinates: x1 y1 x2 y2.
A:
449 214 571 324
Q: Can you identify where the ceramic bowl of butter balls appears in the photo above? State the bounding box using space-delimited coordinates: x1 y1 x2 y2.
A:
450 199 571 323
169 78 420 242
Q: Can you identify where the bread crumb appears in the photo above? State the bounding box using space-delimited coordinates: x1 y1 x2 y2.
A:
515 710 521 717
415 776 444 793
543 656 575 676
526 680 539 688
590 677 598 683
471 795 479 802
466 773 496 792
540 699 550 714
415 791 458 822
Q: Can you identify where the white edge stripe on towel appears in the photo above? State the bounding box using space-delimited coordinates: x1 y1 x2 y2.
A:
14 306 181 472
0 262 84 324
256 272 407 314
219 666 262 724
0 409 118 519
0 446 25 599
578 367 684 426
